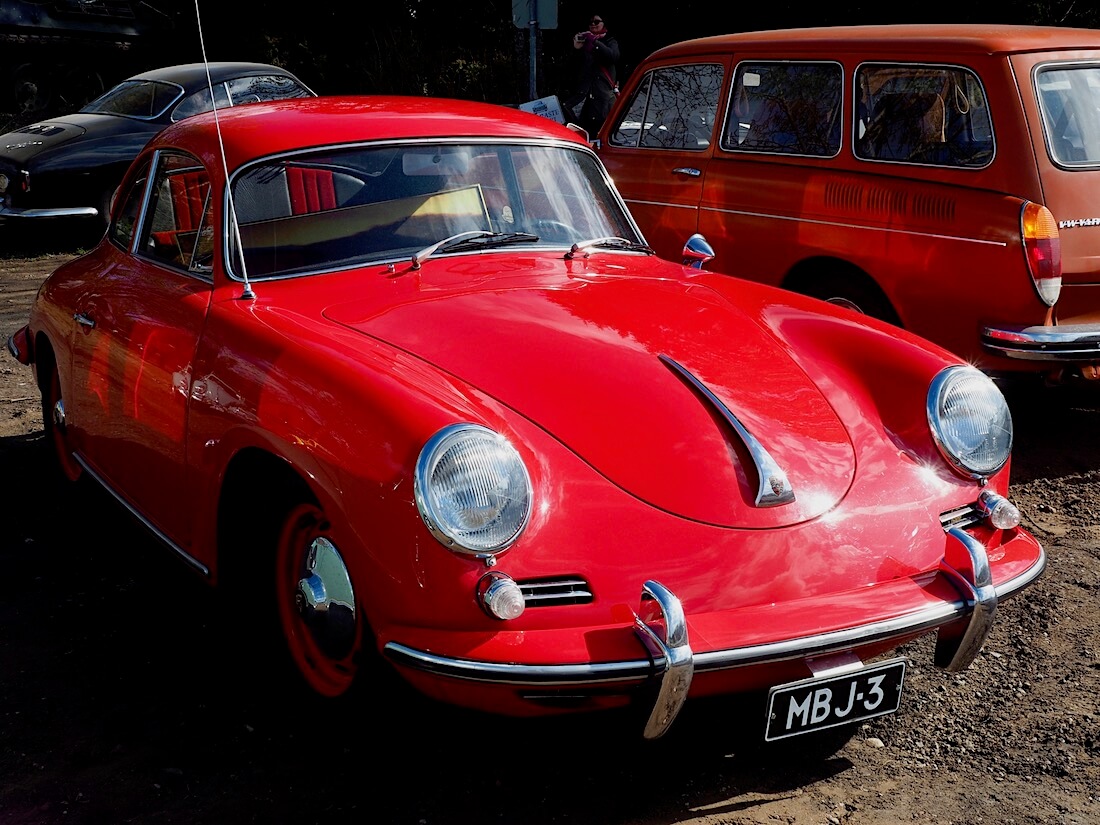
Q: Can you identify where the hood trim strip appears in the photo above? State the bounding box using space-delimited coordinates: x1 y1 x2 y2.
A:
659 354 795 507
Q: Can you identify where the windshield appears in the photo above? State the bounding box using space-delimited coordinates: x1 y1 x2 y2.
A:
1037 64 1100 167
80 80 183 119
228 142 642 279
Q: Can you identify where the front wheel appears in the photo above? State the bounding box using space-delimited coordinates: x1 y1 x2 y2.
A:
43 365 83 484
275 503 364 698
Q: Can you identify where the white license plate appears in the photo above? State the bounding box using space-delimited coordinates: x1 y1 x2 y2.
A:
764 658 906 741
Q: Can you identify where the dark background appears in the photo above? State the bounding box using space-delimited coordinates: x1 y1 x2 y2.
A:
2 0 1098 130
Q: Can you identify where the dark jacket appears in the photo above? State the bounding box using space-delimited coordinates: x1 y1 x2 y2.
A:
567 31 620 133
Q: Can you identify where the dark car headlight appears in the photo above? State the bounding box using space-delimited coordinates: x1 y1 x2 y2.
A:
927 366 1012 478
414 423 532 556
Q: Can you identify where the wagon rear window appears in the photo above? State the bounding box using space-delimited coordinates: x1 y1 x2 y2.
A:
722 61 842 157
854 64 993 168
1037 65 1100 167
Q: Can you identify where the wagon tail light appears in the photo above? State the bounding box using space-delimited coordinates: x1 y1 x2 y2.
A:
1021 201 1061 307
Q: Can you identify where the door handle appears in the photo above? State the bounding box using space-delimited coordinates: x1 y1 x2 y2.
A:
672 167 702 177
73 312 95 329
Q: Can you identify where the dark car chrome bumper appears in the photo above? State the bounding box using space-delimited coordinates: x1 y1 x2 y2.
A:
0 202 99 220
385 532 1046 740
983 322 1100 361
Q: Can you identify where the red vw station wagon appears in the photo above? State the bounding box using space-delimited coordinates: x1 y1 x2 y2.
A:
596 24 1100 383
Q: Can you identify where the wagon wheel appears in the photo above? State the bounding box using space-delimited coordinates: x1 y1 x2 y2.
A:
43 364 83 484
801 271 900 326
275 502 364 698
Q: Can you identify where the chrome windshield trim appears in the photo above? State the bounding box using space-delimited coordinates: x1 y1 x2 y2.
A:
382 551 1045 688
74 454 210 577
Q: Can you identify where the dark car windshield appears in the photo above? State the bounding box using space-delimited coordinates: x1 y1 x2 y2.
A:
81 80 183 119
229 142 643 279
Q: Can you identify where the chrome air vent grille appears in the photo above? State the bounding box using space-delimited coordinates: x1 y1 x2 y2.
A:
518 577 593 607
940 503 983 532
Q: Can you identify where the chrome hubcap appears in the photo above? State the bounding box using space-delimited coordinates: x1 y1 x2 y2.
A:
294 536 356 659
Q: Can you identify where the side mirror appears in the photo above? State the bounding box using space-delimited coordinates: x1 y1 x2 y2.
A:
682 233 714 269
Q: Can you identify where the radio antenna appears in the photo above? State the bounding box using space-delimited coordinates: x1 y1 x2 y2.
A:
193 0 255 300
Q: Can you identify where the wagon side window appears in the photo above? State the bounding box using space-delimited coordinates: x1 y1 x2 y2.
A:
722 61 842 157
1036 64 1100 167
854 64 993 168
609 63 724 150
137 152 214 277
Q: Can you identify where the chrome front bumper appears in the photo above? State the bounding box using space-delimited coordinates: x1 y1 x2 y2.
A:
384 531 1046 740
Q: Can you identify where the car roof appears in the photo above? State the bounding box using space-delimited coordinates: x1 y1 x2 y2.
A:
153 96 589 170
126 62 306 89
647 23 1100 60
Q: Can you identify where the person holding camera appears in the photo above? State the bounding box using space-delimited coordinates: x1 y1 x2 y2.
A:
563 14 620 135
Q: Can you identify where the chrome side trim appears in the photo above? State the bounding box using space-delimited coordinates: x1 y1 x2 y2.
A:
6 334 20 359
982 323 1100 361
660 355 794 506
621 197 1009 248
74 454 210 577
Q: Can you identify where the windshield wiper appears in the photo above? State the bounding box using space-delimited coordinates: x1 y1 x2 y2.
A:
564 236 655 259
411 231 540 269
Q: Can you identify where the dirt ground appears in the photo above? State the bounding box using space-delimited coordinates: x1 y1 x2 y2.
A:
0 231 1098 825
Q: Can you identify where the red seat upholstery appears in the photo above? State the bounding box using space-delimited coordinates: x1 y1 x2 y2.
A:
287 167 336 214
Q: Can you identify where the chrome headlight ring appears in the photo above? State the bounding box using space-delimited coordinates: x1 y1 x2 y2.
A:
927 366 1013 480
414 423 532 558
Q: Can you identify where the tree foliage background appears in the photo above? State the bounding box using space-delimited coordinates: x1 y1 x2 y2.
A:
17 0 1100 115
149 0 1097 106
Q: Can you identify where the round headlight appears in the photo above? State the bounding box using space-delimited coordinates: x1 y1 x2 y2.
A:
927 366 1012 478
414 423 532 555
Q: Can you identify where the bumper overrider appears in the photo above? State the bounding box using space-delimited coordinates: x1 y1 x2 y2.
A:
384 514 1046 740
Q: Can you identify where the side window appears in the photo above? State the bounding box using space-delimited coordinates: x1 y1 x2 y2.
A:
855 64 993 168
1036 64 1100 167
171 84 231 121
109 159 152 250
609 63 724 150
722 61 842 157
138 152 214 275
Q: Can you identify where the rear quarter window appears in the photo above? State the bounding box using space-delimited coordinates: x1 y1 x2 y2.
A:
854 64 993 168
1036 63 1100 167
721 61 842 157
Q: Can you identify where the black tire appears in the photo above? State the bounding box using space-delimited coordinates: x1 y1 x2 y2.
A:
41 360 83 485
799 271 901 326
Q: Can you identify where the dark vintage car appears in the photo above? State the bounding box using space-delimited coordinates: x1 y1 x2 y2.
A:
0 61 314 233
7 96 1044 742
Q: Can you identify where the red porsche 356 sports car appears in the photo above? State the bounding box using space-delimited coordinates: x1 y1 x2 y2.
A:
7 96 1044 742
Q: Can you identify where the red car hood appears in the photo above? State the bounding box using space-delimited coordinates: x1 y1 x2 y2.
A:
324 267 855 529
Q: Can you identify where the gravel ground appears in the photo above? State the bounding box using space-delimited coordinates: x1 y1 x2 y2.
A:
0 233 1097 825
